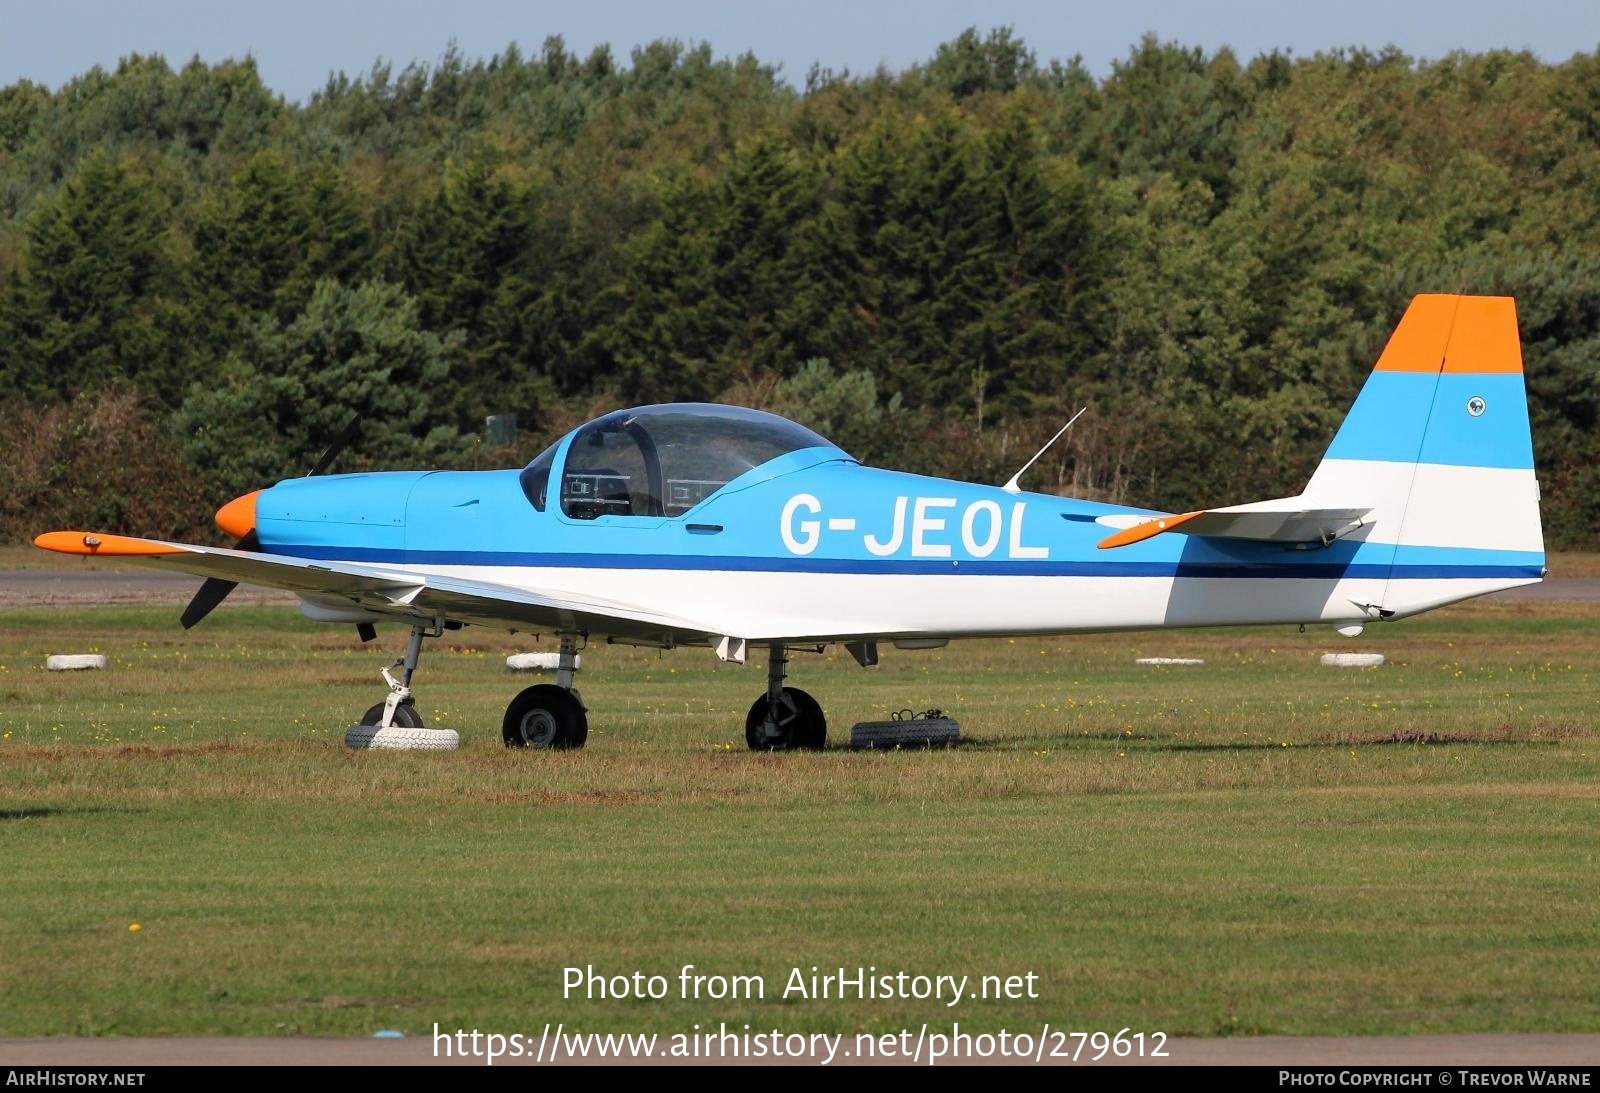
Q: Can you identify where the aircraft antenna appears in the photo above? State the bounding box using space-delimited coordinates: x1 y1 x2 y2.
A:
1001 407 1087 494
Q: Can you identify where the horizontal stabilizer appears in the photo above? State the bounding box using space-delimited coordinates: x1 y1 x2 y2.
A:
1096 500 1372 549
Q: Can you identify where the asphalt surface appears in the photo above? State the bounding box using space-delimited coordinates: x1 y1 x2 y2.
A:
0 569 295 608
1495 578 1600 601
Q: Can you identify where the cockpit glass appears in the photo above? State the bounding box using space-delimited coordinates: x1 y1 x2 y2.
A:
517 442 558 511
562 424 651 519
526 404 838 520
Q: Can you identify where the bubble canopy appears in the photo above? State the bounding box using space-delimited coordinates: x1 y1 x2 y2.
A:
519 404 843 519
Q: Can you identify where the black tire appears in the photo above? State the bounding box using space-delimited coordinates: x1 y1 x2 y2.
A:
745 687 827 751
360 701 423 728
503 685 588 749
789 688 827 750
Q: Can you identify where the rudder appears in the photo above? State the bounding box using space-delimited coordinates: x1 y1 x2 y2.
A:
1305 294 1543 614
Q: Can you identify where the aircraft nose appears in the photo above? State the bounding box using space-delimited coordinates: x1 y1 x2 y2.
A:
214 490 261 539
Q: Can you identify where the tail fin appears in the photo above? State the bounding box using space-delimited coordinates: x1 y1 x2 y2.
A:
1305 294 1544 614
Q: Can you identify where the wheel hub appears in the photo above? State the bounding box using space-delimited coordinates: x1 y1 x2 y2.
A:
762 694 798 739
519 709 558 747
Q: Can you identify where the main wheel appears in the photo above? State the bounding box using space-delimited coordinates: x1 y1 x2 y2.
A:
503 685 588 749
360 700 423 728
745 687 826 751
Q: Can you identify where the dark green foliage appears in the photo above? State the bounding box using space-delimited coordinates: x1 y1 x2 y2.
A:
768 358 904 464
189 150 375 364
0 31 1597 546
0 151 185 403
171 279 468 496
0 80 49 156
1082 35 1253 201
922 26 1039 98
1 55 279 221
389 149 549 420
599 175 721 401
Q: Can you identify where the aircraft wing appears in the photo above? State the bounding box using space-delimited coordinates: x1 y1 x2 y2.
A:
1095 500 1373 549
32 531 720 642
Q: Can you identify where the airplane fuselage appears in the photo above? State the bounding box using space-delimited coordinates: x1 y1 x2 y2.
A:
254 452 1541 645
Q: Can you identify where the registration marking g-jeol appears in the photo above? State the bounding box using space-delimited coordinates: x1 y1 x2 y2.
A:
782 494 1050 560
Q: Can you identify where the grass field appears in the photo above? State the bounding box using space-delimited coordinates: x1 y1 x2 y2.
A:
1 594 1597 1039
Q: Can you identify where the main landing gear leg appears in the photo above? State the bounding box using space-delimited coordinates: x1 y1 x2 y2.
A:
359 623 438 729
744 643 826 751
503 631 589 749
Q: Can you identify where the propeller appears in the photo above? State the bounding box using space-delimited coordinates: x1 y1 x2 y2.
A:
179 528 259 629
306 415 363 477
179 416 362 629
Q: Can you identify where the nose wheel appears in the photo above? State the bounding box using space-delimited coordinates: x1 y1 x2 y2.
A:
361 700 423 728
359 623 437 728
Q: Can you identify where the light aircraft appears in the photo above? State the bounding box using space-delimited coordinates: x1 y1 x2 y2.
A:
36 294 1544 750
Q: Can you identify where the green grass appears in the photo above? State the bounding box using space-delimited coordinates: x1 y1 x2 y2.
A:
1 597 1597 1038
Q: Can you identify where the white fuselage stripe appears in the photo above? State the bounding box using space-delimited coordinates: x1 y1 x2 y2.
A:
355 564 1536 641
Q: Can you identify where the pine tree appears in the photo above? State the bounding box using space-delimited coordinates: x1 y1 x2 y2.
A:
391 150 541 424
0 150 181 402
172 279 467 494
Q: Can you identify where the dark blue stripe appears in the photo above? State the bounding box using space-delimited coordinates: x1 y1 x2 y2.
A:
269 544 1539 582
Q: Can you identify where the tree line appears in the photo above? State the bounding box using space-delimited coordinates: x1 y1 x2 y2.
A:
1 29 1596 546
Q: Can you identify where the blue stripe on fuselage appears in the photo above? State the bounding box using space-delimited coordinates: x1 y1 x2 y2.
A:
265 542 1541 581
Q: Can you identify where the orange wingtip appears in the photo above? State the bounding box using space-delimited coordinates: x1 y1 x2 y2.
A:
1096 511 1204 549
33 531 188 557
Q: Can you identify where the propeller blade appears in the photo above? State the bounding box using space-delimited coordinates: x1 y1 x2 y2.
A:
178 530 261 629
191 412 336 628
307 415 363 477
180 578 238 629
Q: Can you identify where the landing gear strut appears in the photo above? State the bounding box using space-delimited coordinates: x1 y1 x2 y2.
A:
503 632 588 749
359 623 437 728
745 643 826 751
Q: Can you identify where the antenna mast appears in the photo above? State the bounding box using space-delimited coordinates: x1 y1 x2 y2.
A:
1001 407 1087 494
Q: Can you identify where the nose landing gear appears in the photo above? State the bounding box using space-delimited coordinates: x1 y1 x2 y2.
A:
358 622 437 728
346 621 460 750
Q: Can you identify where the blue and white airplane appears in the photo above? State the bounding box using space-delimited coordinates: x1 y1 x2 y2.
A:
37 294 1544 750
